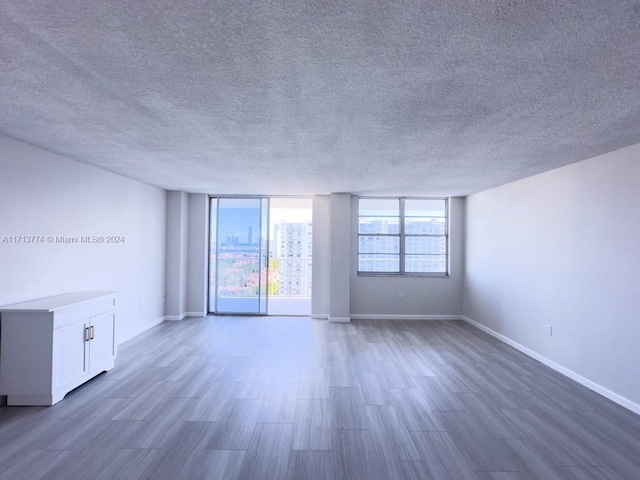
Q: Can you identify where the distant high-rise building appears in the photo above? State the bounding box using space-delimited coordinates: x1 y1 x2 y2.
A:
358 218 446 272
272 221 312 296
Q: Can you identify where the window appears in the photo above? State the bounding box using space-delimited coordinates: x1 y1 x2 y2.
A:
358 197 448 275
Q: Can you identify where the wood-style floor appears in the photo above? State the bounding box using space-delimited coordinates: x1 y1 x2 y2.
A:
1 317 639 479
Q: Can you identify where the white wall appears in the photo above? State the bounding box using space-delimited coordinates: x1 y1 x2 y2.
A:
464 143 640 411
0 135 167 343
350 196 465 318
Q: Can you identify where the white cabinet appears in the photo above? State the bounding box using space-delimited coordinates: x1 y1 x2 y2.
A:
0 291 117 406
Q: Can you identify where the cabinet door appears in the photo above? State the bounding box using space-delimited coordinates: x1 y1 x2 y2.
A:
53 321 89 395
89 312 116 375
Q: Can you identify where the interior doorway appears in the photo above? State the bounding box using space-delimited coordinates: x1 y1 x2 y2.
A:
208 197 312 316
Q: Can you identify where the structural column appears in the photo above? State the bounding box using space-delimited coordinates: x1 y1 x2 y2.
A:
311 195 331 319
186 193 209 316
329 193 351 322
165 190 188 320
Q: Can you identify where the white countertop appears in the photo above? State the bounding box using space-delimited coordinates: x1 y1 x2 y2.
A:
0 291 117 313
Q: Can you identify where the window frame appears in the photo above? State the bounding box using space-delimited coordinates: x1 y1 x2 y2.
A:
357 197 449 277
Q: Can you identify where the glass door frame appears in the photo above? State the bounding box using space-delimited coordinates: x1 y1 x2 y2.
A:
208 195 270 316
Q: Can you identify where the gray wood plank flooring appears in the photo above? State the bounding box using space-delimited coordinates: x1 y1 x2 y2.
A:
1 316 639 479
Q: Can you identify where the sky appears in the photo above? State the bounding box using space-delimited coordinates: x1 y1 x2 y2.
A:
215 198 312 246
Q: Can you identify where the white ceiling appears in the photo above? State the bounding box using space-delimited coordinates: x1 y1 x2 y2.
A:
1 1 639 196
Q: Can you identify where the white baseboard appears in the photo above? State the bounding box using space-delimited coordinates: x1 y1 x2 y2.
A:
462 316 640 416
311 314 329 320
120 315 166 344
350 314 464 321
116 311 203 346
328 316 351 323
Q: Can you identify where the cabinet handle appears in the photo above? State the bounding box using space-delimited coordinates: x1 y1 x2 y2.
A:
90 326 95 340
86 327 91 342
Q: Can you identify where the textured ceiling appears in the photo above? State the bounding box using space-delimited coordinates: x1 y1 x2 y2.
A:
1 1 639 196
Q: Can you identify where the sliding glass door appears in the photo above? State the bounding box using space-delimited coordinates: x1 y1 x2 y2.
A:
209 196 313 316
209 197 269 314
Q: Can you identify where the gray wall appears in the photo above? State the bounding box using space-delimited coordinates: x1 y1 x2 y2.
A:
309 194 464 319
0 135 167 342
350 196 465 318
464 143 640 411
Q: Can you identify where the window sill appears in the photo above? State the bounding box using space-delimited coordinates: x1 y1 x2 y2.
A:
357 272 450 278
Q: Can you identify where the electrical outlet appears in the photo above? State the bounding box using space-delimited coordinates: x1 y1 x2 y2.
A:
398 293 404 301
546 325 553 336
